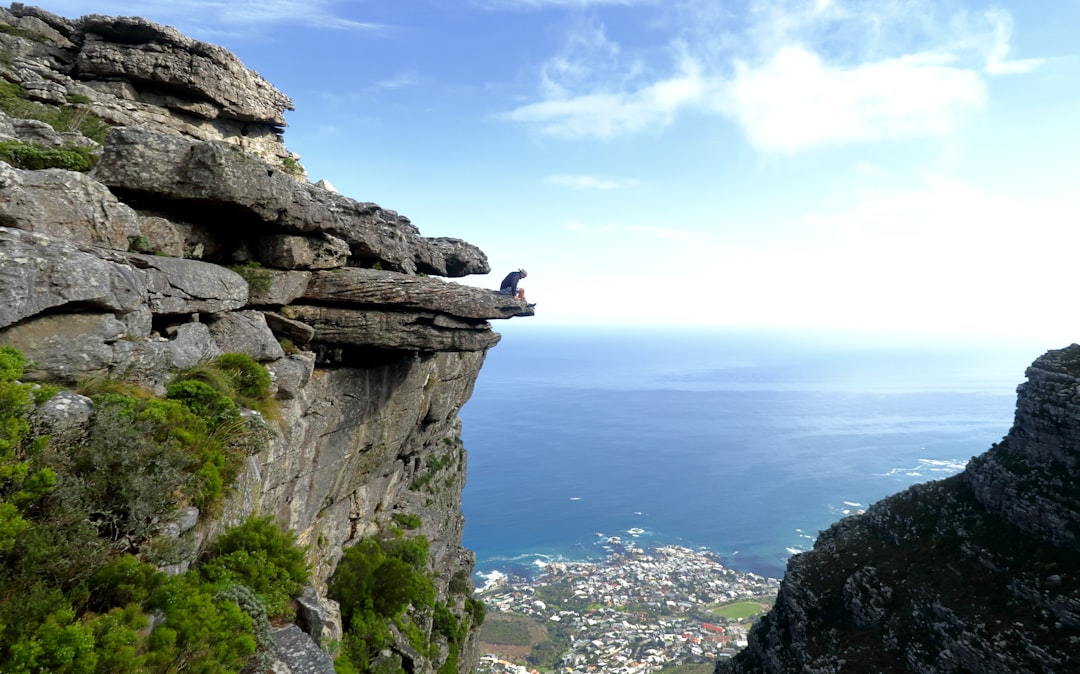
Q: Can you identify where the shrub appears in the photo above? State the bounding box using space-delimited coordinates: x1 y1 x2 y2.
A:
145 574 258 672
391 512 422 530
329 532 437 673
0 140 97 171
166 379 239 428
201 516 309 619
0 81 111 144
172 352 276 419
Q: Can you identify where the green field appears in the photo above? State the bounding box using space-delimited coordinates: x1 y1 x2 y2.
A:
478 613 548 647
658 663 716 674
709 600 766 620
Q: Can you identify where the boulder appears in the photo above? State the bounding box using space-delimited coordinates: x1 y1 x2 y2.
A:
257 233 350 270
206 310 285 362
0 226 146 330
0 162 139 250
75 14 294 126
127 252 249 315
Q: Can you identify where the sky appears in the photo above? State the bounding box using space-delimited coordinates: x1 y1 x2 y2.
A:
25 0 1080 346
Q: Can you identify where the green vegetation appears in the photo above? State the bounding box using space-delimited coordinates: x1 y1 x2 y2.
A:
230 260 273 296
329 527 481 674
0 139 98 171
281 156 304 176
709 600 766 621
658 663 716 674
0 79 111 144
391 512 422 530
0 346 308 672
478 613 537 646
410 438 463 494
0 23 50 43
200 515 310 619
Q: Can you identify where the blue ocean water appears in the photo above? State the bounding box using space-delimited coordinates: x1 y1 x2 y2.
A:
459 326 1043 581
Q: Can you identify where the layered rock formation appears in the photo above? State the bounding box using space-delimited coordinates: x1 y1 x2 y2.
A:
0 4 532 672
718 347 1080 674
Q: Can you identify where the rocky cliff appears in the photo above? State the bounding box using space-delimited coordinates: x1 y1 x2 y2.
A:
0 4 531 672
718 346 1080 674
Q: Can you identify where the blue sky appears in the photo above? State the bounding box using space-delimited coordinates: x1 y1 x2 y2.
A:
29 1 1080 345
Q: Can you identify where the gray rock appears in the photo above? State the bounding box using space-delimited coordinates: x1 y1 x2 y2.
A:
270 625 335 674
136 216 187 257
247 269 311 307
127 252 249 315
296 587 343 647
302 268 534 320
75 14 293 126
206 310 285 362
93 126 489 277
0 163 139 250
285 305 501 353
257 233 350 270
265 352 315 400
0 312 126 382
30 390 93 445
0 227 148 330
264 311 316 346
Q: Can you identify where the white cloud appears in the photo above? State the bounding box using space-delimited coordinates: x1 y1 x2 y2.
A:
724 47 984 151
505 51 704 137
546 174 641 189
502 0 1040 151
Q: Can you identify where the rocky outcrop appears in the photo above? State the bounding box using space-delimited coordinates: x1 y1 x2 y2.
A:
719 347 1080 674
2 2 295 161
0 6 531 674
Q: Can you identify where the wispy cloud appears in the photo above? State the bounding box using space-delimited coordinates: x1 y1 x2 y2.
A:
32 1 385 35
547 174 641 189
502 0 1042 150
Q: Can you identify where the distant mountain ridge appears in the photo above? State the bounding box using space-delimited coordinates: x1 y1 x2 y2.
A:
718 345 1080 673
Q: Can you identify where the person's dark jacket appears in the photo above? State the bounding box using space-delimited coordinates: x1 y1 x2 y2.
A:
500 271 523 295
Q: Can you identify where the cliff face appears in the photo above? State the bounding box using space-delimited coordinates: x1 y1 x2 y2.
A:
719 347 1080 674
0 5 530 672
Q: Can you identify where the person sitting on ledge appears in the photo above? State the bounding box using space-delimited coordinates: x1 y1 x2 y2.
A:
499 268 528 301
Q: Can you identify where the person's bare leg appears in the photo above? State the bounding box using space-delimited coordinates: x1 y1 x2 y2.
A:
517 290 527 301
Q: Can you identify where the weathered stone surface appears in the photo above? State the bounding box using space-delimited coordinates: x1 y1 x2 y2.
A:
0 226 146 330
136 215 186 257
302 268 535 320
296 586 343 647
270 625 335 674
283 305 501 353
0 312 126 382
3 4 292 161
206 310 285 362
257 233 350 270
417 236 492 277
126 252 249 314
264 311 316 346
93 126 489 276
265 352 315 401
75 14 293 126
30 390 93 446
248 269 311 306
0 162 139 250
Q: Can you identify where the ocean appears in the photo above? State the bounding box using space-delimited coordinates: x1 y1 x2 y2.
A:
459 326 1045 582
